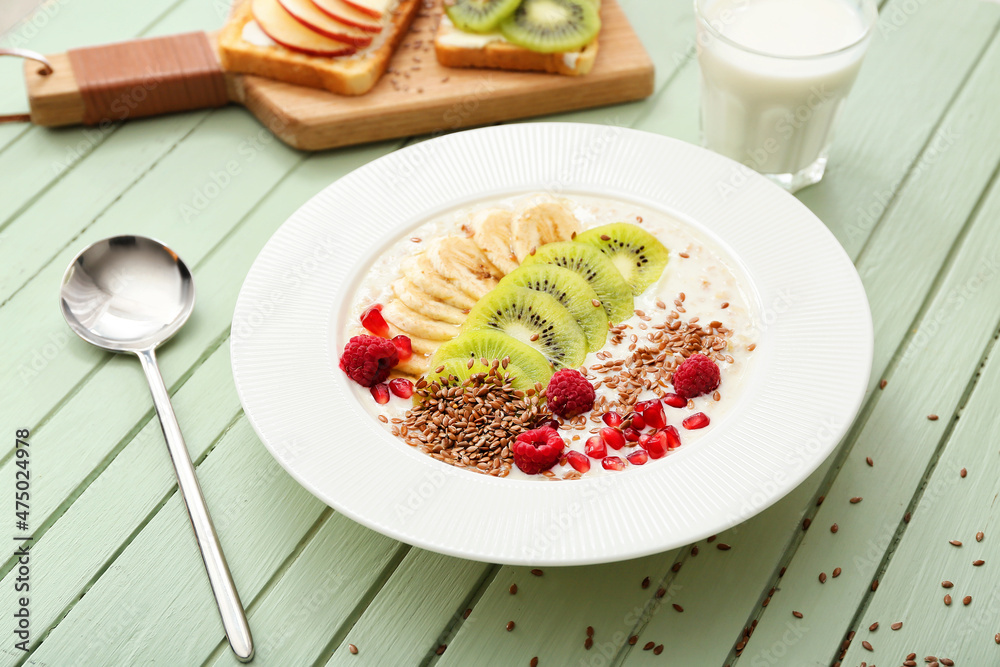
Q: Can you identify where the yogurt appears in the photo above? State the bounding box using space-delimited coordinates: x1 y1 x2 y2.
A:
343 194 760 479
696 0 875 181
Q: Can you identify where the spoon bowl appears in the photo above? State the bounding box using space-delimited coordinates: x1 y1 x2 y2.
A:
60 236 195 352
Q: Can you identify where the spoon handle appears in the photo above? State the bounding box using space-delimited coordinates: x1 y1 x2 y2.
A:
138 349 255 662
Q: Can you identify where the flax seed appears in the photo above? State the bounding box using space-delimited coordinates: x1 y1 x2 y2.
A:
964 596 972 605
673 604 683 612
871 579 879 591
793 611 803 618
509 584 517 595
530 658 538 667
629 635 638 645
891 622 902 630
656 587 666 598
960 467 967 478
851 497 863 504
717 543 732 551
977 531 985 542
464 608 472 619
679 252 689 258
833 567 842 578
436 644 446 655
642 576 650 589
879 379 887 389
950 540 962 547
819 572 827 583
974 560 985 566
507 621 515 631
654 645 664 655
943 580 954 588
862 640 873 651
643 642 655 650
348 644 358 655
928 414 939 421
866 456 874 467
904 511 912 523
869 622 879 631
803 518 812 530
584 637 593 650
944 595 952 606
817 495 825 506
531 568 543 576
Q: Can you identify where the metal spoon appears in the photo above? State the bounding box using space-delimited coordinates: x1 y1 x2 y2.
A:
60 236 254 663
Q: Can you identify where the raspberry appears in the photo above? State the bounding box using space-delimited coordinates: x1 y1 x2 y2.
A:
512 427 565 475
546 369 596 418
672 354 720 399
339 335 399 387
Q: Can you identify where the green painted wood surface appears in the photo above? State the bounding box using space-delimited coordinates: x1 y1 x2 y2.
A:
1 0 999 664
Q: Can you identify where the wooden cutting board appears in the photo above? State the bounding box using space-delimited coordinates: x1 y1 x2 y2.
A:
22 0 653 151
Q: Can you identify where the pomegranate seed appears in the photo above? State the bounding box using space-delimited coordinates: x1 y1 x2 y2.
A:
663 425 682 449
601 427 626 451
538 419 560 431
602 411 623 427
642 401 666 429
645 431 668 459
627 450 648 465
585 436 606 459
370 383 390 404
389 378 413 399
392 335 412 361
638 433 651 448
602 456 626 471
361 305 389 337
683 412 710 430
623 427 641 442
567 451 591 473
663 393 686 408
629 413 646 430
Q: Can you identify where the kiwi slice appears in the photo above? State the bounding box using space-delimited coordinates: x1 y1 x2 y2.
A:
499 264 608 352
431 328 554 385
462 286 587 369
418 358 533 401
445 0 521 33
499 0 600 54
575 223 669 296
521 242 633 323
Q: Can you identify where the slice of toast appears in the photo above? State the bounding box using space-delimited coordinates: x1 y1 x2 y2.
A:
219 0 421 95
433 13 599 77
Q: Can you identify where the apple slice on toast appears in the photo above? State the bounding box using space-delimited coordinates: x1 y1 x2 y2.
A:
253 0 358 56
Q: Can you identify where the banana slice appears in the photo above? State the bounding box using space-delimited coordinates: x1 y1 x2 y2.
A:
510 213 543 263
382 300 460 341
471 209 519 276
401 255 477 311
514 198 582 245
427 237 500 300
394 355 430 378
387 324 440 357
392 278 467 325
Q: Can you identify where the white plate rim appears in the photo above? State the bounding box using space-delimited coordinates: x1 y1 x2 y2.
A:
230 123 873 566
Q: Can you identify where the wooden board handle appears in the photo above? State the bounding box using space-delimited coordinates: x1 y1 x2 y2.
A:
26 32 231 127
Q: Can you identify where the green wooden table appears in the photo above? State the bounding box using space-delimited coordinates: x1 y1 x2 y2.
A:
3 0 1000 665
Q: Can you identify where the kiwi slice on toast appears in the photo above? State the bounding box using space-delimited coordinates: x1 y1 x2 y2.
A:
500 264 608 352
462 286 587 369
575 223 669 295
521 242 633 323
445 0 521 33
431 328 553 385
499 0 600 54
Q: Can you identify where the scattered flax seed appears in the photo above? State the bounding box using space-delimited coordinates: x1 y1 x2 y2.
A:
831 523 839 533
591 299 601 308
817 495 825 506
960 468 967 478
944 595 952 606
928 414 939 421
904 512 912 523
942 581 954 588
866 456 874 467
977 531 985 542
833 567 842 578
964 596 972 605
879 379 887 389
436 645 447 655
642 576 650 589
672 562 682 573
950 540 963 547
410 237 422 243
348 644 358 655
941 660 955 666
692 546 700 556
584 637 593 650
531 569 543 576
792 611 803 619
707 534 716 543
850 497 863 504
653 645 664 655
529 333 540 342
721 301 729 309
780 566 786 576
530 658 538 667
819 572 827 583
869 622 879 631
507 621 515 632
629 635 638 645
871 579 879 591
586 626 594 637
717 543 732 551
679 252 690 258
509 584 517 595
891 622 903 630
974 560 985 566
643 641 655 651
862 640 873 651
803 518 812 530
995 633 999 644
673 604 684 613
656 587 666 598
464 608 472 619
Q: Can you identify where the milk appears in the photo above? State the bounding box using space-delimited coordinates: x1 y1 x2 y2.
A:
696 0 875 187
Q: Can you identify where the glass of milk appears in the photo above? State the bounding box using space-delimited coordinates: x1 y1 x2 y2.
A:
695 0 878 192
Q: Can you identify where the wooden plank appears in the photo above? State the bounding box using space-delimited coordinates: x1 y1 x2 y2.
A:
26 417 327 665
841 212 1000 664
438 554 680 667
206 513 406 667
324 549 492 666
